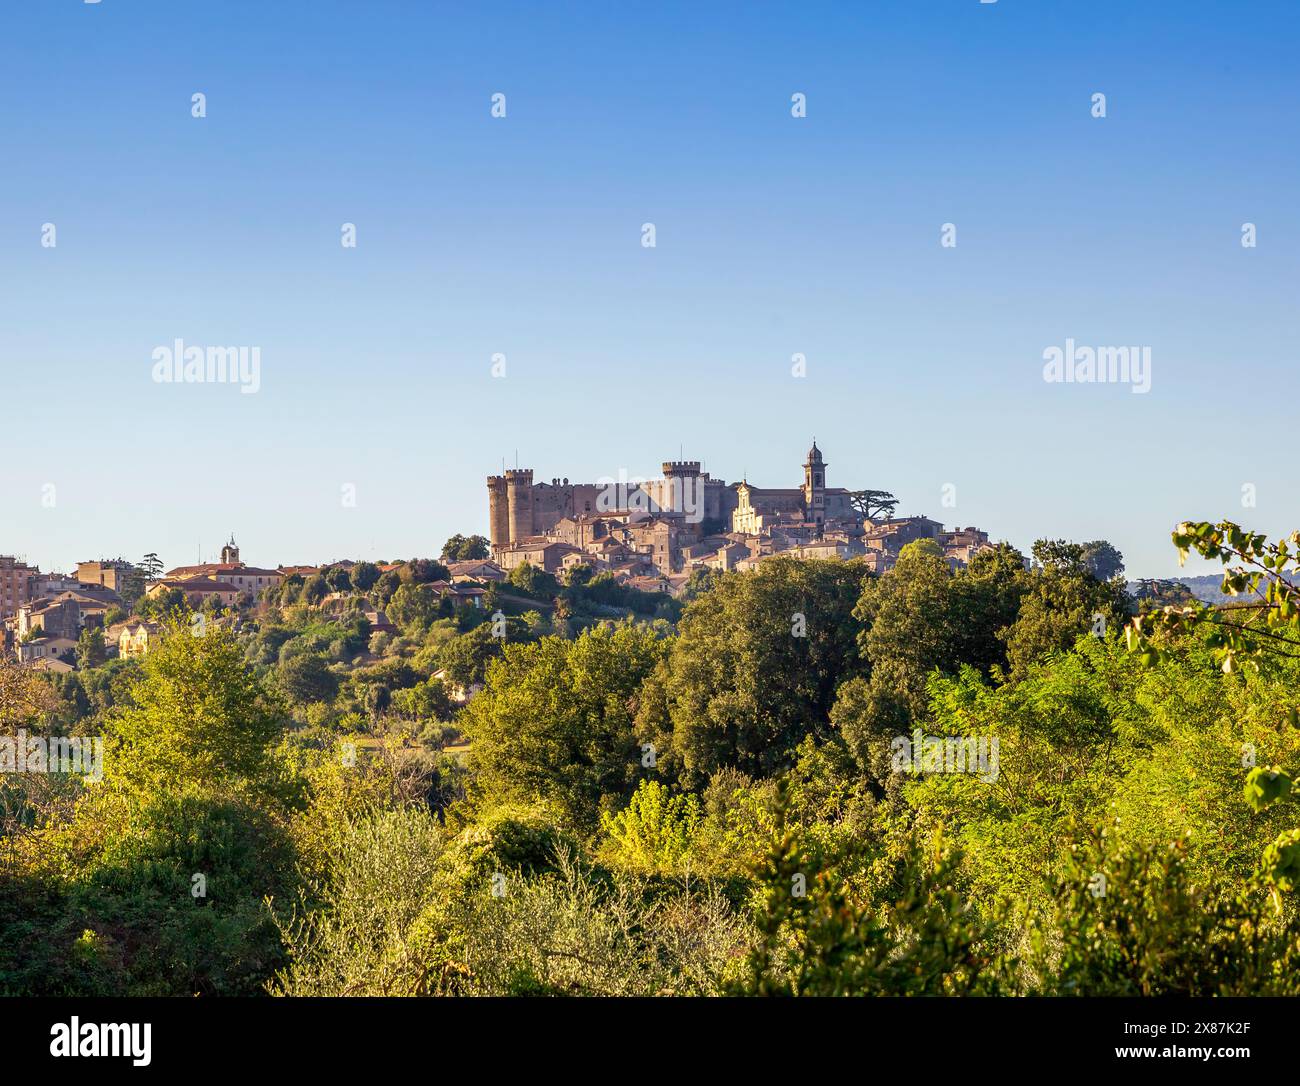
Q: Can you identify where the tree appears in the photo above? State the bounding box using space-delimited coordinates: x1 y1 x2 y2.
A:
461 624 669 829
323 565 352 593
508 561 558 601
442 534 491 562
278 653 340 706
848 489 899 522
1003 540 1130 680
851 541 1027 719
402 558 451 584
350 561 380 592
135 586 186 620
301 574 329 606
105 620 287 797
76 627 108 670
640 557 867 786
387 583 445 635
1080 540 1125 582
439 622 513 688
1132 578 1197 612
373 570 402 608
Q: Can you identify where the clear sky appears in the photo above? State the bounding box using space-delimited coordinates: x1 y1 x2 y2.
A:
1 0 1296 578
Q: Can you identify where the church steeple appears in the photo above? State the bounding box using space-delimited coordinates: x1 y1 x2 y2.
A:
220 534 241 566
803 440 827 524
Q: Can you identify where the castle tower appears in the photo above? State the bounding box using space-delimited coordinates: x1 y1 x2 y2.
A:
661 460 702 519
803 441 826 525
505 468 534 543
486 476 510 550
220 535 240 565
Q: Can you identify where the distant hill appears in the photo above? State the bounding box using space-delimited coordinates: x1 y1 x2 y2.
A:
1127 573 1295 606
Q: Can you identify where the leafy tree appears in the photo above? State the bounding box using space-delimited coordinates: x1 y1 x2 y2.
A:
373 570 402 608
851 541 1027 718
301 575 329 606
401 559 451 585
600 779 703 873
1080 539 1125 582
439 621 523 689
135 586 186 620
1002 540 1130 681
323 565 352 593
731 784 1008 995
350 561 380 592
508 561 558 601
75 627 108 671
387 583 447 635
1132 578 1197 612
278 654 340 706
442 534 491 562
1028 828 1300 995
461 624 669 829
640 557 866 787
103 620 288 799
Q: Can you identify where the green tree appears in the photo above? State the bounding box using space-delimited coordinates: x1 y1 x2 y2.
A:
278 654 340 706
508 561 559 600
301 575 329 606
442 534 491 562
1002 540 1130 681
75 627 108 671
461 624 669 829
350 561 380 592
641 557 866 787
104 620 287 799
387 582 445 635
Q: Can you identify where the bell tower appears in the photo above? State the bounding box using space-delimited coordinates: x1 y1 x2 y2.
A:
802 441 826 525
220 535 241 565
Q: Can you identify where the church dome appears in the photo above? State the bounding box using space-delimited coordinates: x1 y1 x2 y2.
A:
806 441 823 463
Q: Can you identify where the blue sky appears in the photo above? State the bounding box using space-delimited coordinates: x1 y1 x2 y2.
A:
1 0 1296 577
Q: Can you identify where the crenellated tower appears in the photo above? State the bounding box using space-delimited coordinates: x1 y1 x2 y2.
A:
486 475 510 549
505 468 534 543
660 460 702 518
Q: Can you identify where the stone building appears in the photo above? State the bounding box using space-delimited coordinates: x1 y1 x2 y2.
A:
484 442 994 590
486 460 735 554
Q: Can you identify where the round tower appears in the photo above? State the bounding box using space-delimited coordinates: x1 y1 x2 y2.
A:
505 468 534 543
486 476 510 550
661 461 702 518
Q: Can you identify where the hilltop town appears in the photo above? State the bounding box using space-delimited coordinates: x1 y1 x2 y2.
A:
0 441 993 674
488 441 992 592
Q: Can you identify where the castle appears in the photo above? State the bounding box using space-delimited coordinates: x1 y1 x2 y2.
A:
487 442 991 592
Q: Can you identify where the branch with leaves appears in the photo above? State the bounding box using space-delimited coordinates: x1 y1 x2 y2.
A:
1125 520 1300 675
